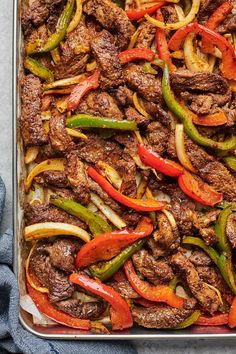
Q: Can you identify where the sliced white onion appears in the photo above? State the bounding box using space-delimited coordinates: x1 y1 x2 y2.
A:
97 161 122 189
175 124 196 173
176 285 189 299
91 193 126 229
20 295 56 326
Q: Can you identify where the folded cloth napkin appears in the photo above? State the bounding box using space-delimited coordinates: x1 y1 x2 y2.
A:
0 177 137 354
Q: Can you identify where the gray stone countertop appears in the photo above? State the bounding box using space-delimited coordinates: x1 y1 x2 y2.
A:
1 0 235 352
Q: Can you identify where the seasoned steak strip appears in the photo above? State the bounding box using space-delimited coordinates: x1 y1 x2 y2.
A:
24 203 86 229
66 151 90 205
55 298 106 320
226 213 236 249
132 249 174 284
84 0 135 49
20 75 48 146
91 30 124 89
49 109 75 153
135 21 156 49
171 252 221 314
124 64 163 104
132 298 196 329
185 139 236 201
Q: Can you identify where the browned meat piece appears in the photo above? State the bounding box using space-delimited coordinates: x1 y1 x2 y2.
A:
22 0 64 35
148 213 180 258
54 17 90 79
48 266 75 303
66 151 90 205
125 107 149 127
49 109 75 153
190 250 212 266
110 280 139 299
20 75 48 146
117 156 137 198
226 213 236 248
193 210 220 245
171 70 231 115
146 122 169 155
91 30 124 89
223 108 236 127
36 170 69 188
194 210 220 229
124 64 163 104
30 242 75 303
185 139 236 201
135 21 156 48
121 210 142 226
167 133 177 159
132 298 196 329
198 0 226 23
132 249 174 284
218 14 236 33
161 5 178 24
140 98 172 126
77 91 123 120
197 266 229 293
24 203 86 229
115 86 133 106
47 238 81 273
171 252 221 313
83 0 135 49
200 227 218 246
55 299 106 319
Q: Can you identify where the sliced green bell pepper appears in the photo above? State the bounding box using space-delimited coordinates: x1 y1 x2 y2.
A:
66 114 137 130
182 236 220 265
50 196 112 236
26 0 75 55
24 57 54 82
89 238 147 281
224 156 236 172
215 206 232 254
175 310 201 329
162 64 236 151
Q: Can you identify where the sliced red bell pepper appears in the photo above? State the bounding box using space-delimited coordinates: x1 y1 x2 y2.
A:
202 2 233 54
69 273 133 330
126 3 166 21
27 281 91 330
124 260 184 308
135 298 156 308
119 48 155 64
229 296 236 328
178 170 223 207
67 70 100 111
156 10 175 72
192 111 227 126
75 217 153 268
138 144 184 177
195 313 229 326
87 166 166 211
168 22 236 80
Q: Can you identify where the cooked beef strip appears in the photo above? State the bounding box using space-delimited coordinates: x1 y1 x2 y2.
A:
30 242 75 302
125 107 149 127
110 280 139 299
193 210 220 246
198 0 226 23
47 238 81 273
132 249 174 284
83 0 135 49
66 151 90 205
185 139 236 201
171 252 221 313
77 91 123 120
196 266 229 294
36 170 69 188
161 5 179 25
22 0 64 35
55 298 106 319
199 227 218 246
135 21 156 48
54 16 90 79
217 14 236 33
91 30 124 89
226 213 236 249
189 250 212 266
146 122 169 155
20 75 48 146
49 109 75 153
140 98 172 126
132 298 197 329
115 85 133 107
148 213 180 258
124 64 163 104
171 70 231 115
24 202 86 229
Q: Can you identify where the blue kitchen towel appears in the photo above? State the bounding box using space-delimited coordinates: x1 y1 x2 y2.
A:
0 177 137 354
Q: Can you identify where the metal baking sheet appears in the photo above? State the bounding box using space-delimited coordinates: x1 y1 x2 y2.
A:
13 0 236 339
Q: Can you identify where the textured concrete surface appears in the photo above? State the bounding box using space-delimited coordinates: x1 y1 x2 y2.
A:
1 0 236 352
